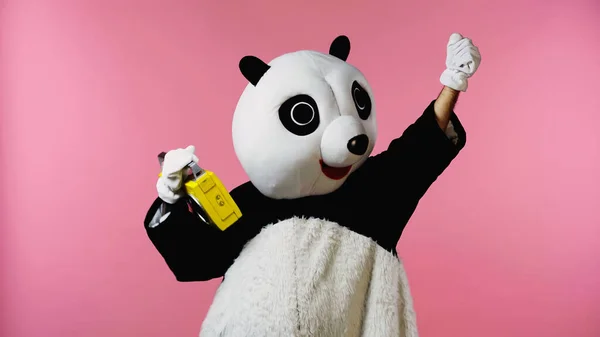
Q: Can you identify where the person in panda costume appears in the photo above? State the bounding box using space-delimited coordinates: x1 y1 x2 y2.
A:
144 33 481 337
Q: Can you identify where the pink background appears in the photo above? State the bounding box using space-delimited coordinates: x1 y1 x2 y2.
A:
2 0 599 336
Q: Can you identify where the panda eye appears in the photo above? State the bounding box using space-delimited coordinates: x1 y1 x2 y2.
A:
278 94 320 136
352 81 371 120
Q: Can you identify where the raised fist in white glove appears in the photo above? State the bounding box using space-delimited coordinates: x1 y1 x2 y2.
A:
440 33 481 92
157 145 199 204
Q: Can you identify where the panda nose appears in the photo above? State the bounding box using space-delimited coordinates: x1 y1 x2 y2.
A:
347 134 369 155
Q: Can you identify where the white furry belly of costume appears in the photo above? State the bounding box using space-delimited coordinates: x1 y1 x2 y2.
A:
200 217 418 337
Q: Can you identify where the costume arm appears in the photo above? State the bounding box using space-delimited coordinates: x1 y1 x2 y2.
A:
359 89 466 242
144 186 256 282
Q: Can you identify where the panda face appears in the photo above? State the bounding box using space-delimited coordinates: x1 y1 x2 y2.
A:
232 36 377 199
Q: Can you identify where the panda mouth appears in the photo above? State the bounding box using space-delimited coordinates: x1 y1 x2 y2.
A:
319 160 352 180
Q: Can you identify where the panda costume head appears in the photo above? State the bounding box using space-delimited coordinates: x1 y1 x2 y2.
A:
232 36 377 199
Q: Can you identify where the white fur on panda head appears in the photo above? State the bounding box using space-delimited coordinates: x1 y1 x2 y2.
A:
232 36 377 199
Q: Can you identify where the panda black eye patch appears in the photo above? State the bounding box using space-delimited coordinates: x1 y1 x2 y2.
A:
351 81 371 120
278 94 320 136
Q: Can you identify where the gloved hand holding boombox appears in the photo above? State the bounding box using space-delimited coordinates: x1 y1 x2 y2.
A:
156 145 242 231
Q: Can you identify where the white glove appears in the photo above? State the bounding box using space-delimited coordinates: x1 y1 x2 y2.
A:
157 145 199 204
440 33 481 92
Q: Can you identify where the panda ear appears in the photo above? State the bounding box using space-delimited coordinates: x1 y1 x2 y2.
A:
329 35 351 61
239 56 271 86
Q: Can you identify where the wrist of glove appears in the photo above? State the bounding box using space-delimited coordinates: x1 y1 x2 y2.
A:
157 173 186 204
440 69 469 92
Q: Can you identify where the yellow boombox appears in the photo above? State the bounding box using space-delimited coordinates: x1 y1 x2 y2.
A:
158 152 242 231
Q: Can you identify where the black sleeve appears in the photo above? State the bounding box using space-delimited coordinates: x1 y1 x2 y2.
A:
355 100 467 244
143 185 260 282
